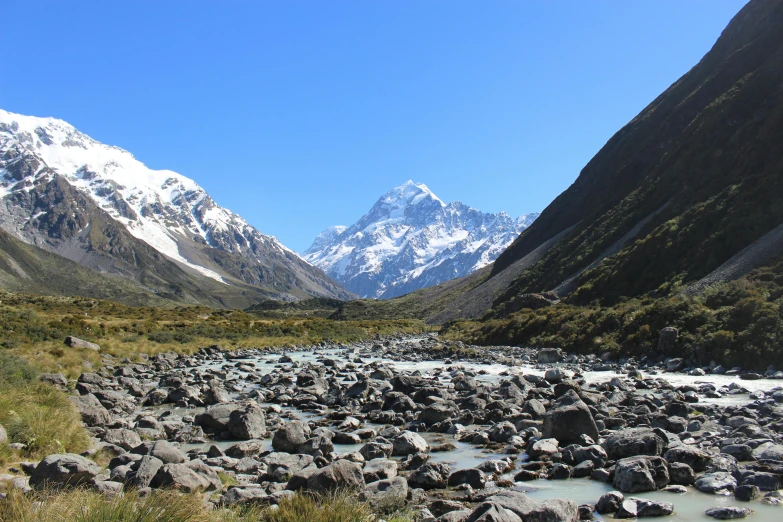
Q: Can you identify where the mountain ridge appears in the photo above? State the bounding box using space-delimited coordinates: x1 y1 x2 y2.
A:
305 180 537 298
0 109 353 304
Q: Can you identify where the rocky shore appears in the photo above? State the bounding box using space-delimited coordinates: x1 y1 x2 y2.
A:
2 334 782 520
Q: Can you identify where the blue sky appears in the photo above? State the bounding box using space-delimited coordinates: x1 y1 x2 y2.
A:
2 1 747 252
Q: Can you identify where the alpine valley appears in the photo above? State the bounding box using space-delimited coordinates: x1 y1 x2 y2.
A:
304 181 538 299
0 110 353 307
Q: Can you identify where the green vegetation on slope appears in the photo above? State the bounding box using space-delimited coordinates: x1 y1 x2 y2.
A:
0 291 429 378
444 260 783 369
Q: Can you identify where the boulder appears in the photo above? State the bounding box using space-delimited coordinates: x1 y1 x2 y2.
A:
362 476 408 503
537 348 563 364
227 403 266 440
465 503 523 522
485 491 579 522
616 498 674 518
151 463 216 492
664 445 712 472
542 390 598 443
604 429 666 460
272 421 311 453
596 491 624 514
448 468 486 489
130 440 186 464
64 336 100 351
489 422 518 443
705 507 752 519
306 460 365 493
695 472 737 494
393 431 429 456
103 429 142 451
420 403 456 425
613 456 670 493
409 462 451 490
29 454 101 489
0 424 7 445
131 455 163 488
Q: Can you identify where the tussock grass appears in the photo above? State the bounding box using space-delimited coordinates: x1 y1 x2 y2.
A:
0 489 414 522
0 354 89 466
0 488 257 522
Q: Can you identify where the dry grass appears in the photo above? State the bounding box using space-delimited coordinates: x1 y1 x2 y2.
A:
0 488 258 522
0 382 90 464
0 489 414 522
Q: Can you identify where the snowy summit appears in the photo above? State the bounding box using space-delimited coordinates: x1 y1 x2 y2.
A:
305 180 538 298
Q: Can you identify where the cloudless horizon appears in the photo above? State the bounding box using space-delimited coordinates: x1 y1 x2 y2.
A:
2 0 748 252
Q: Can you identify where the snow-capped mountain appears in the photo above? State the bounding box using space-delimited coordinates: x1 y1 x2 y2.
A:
0 109 351 304
305 181 538 298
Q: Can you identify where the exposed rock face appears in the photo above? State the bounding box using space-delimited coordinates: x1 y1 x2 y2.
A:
0 109 353 306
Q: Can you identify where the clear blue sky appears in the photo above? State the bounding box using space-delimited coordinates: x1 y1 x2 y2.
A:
1 1 748 252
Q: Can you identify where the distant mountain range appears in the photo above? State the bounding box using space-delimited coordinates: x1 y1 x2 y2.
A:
0 109 352 306
305 181 537 298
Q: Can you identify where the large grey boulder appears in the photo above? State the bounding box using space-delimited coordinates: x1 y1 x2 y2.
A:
30 454 101 489
616 498 674 518
596 491 624 514
482 490 579 522
65 336 100 351
393 431 429 456
103 429 142 451
227 403 267 440
130 440 186 464
409 462 451 490
194 403 235 431
264 453 315 482
306 460 365 493
613 456 670 493
131 455 163 488
705 507 752 519
0 424 7 445
448 468 486 489
664 445 712 472
272 421 311 453
604 429 666 460
362 476 408 503
465 503 523 522
150 462 219 492
752 442 783 461
363 459 398 482
695 472 737 494
537 348 563 364
542 390 598 443
420 403 456 425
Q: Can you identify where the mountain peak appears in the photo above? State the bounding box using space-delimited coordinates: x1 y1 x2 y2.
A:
380 180 444 209
306 182 538 298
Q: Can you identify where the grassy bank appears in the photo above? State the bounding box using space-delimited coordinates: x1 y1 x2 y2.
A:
0 292 431 378
0 488 414 522
443 273 783 369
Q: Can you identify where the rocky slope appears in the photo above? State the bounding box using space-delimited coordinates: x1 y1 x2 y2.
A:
305 181 537 298
0 110 352 305
489 0 783 308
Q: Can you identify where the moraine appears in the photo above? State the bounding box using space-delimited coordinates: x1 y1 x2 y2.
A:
11 335 783 520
